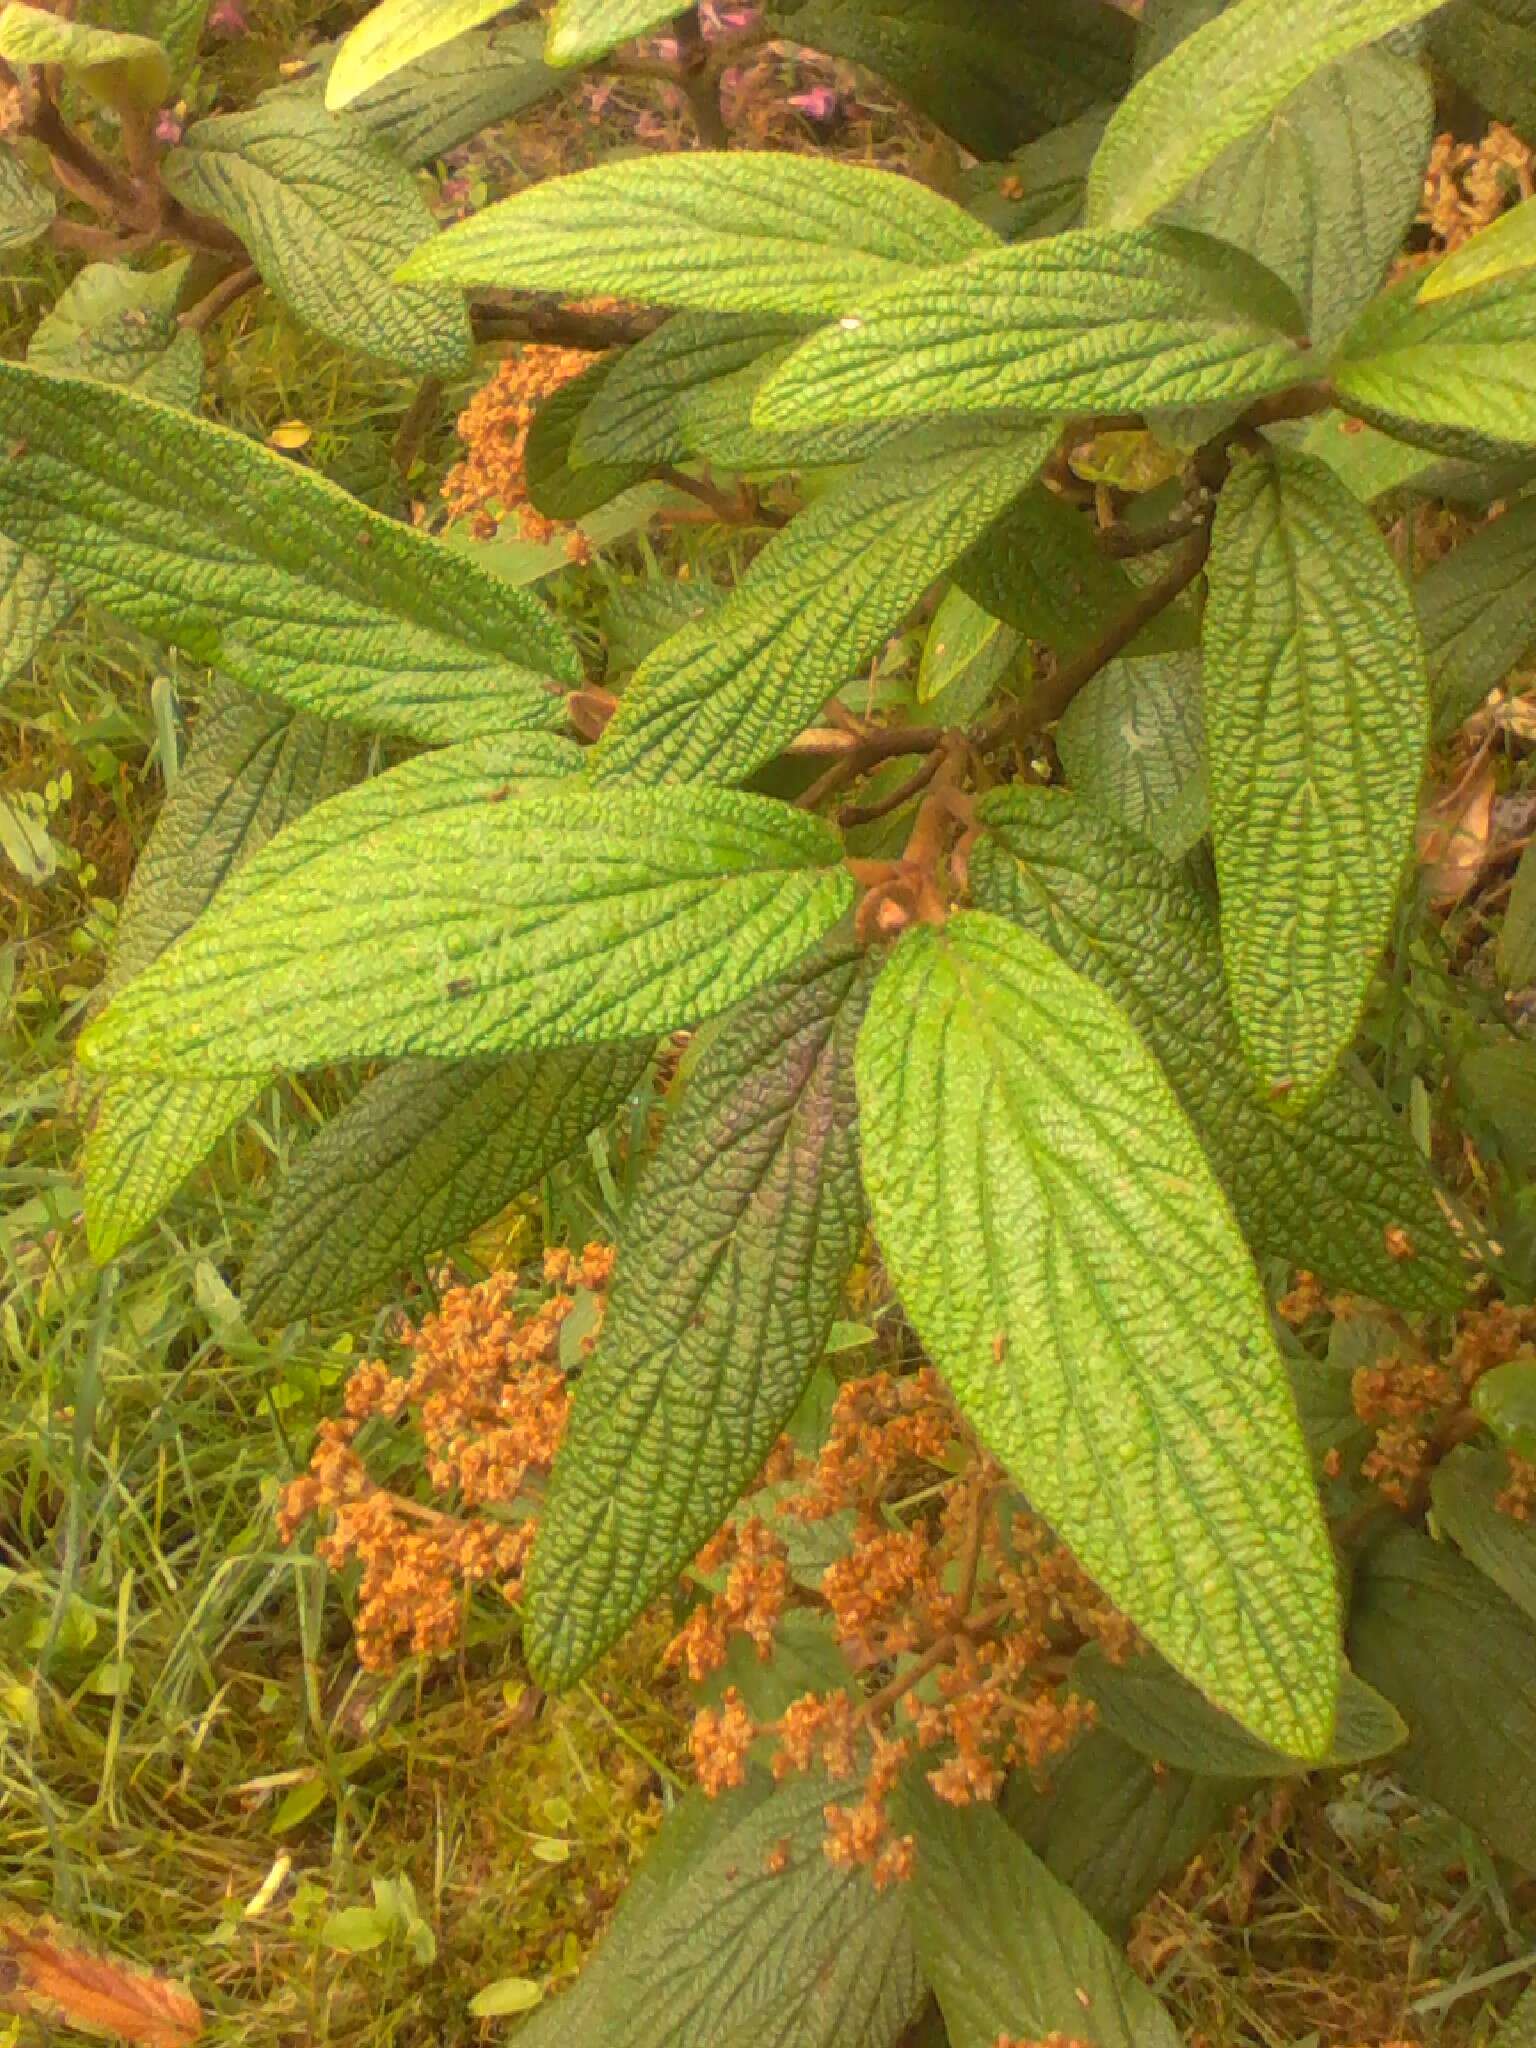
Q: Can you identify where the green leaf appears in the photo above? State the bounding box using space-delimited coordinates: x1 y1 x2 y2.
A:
1422 195 1536 304
0 363 579 743
0 543 74 691
1502 843 1536 990
85 683 366 1260
1457 1038 1536 1178
955 105 1108 242
1203 448 1429 1106
917 585 1020 709
527 939 875 1687
0 148 55 250
1431 1443 1536 1626
0 1 169 108
327 0 521 107
1071 1640 1405 1778
856 910 1340 1759
971 789 1465 1313
396 151 996 315
669 341 906 475
900 1781 1182 2048
572 312 805 468
1494 1987 1536 2048
244 1043 650 1324
326 22 561 168
164 98 470 375
26 260 202 408
751 228 1307 431
468 1979 543 2019
86 0 209 82
760 0 1134 157
1333 267 1536 453
1426 0 1536 139
545 0 682 67
1085 0 1449 230
522 354 651 521
1056 654 1208 858
1416 494 1536 736
1349 1525 1536 1870
514 1771 922 2048
81 767 854 1080
954 484 1194 660
321 1905 391 1954
1156 46 1432 350
591 420 1055 787
999 1726 1247 1939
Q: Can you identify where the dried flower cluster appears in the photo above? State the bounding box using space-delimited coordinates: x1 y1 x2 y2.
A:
1418 123 1533 255
1496 1451 1536 1521
278 1246 612 1668
1349 1302 1536 1507
681 1368 1125 1886
441 346 601 556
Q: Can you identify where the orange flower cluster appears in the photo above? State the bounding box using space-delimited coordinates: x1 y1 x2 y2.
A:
1497 1453 1536 1522
994 2036 1093 2048
1352 1302 1536 1507
1418 124 1533 254
677 1369 1126 1886
278 1246 612 1669
441 346 598 557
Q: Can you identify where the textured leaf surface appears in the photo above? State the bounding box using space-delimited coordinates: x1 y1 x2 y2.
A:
1416 494 1536 735
901 1784 1181 2048
245 1044 651 1324
527 940 874 1686
516 1770 922 2048
1157 46 1432 349
0 148 55 249
761 0 1133 157
331 22 560 166
752 228 1306 429
971 790 1465 1312
954 484 1193 659
397 151 996 314
856 910 1339 1759
573 312 806 466
1056 652 1207 856
1495 1987 1536 2048
1422 194 1536 303
327 0 513 106
1086 0 1448 229
1000 1726 1246 1939
89 0 209 80
164 98 469 374
26 259 201 406
1426 0 1536 138
0 1 168 106
670 341 905 474
521 352 651 519
545 0 681 65
0 542 74 690
1431 1444 1536 1625
1072 1641 1405 1777
1203 449 1429 1106
916 584 1020 709
1349 1526 1536 1869
86 683 365 1259
0 363 578 742
957 105 1107 242
1334 268 1536 451
1502 844 1536 990
82 770 853 1079
592 420 1055 786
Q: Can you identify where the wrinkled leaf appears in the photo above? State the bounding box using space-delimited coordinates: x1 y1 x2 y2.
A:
26 260 201 408
1334 267 1536 453
1432 1442 1536 1626
0 148 55 250
0 1 169 108
327 0 518 107
545 0 681 66
1422 194 1536 303
1056 652 1207 856
1417 495 1536 736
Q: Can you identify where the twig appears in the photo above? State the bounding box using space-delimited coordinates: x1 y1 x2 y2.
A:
178 262 259 334
785 723 945 760
471 292 663 350
837 751 944 829
675 6 730 146
653 463 747 521
855 1597 1012 1728
392 374 445 477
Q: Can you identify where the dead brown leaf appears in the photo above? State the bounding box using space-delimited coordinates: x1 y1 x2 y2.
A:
1418 756 1498 901
0 1916 202 2047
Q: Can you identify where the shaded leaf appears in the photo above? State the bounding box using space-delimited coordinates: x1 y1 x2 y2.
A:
523 352 651 520
1426 0 1536 139
573 311 807 467
956 105 1108 242
0 543 74 691
1055 651 1207 857
26 259 201 408
1502 843 1536 990
527 939 875 1686
0 1 169 108
1417 495 1536 736
855 910 1339 1759
1432 1442 1536 1625
245 1043 651 1324
1203 447 1429 1106
0 363 578 742
0 148 55 249
328 21 561 167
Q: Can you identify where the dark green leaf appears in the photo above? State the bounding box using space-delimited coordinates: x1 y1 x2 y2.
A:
900 1781 1181 2048
1000 1725 1248 1939
1203 447 1429 1106
1432 1443 1536 1625
527 939 875 1686
245 1044 652 1325
1055 652 1207 856
331 22 562 167
591 421 1056 787
1071 1640 1406 1777
573 312 807 468
971 788 1466 1313
1426 0 1536 138
955 106 1108 242
856 910 1339 1758
164 97 470 374
1502 844 1536 989
1349 1525 1536 1869
760 0 1134 157
0 363 579 742
1417 495 1536 736
523 353 651 520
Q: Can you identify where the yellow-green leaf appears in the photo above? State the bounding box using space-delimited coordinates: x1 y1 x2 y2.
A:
327 0 514 108
0 1 169 110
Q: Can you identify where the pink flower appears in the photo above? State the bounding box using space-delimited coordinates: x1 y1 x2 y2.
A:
153 106 185 145
788 86 840 123
207 0 247 35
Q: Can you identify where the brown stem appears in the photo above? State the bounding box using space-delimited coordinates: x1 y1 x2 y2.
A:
29 94 137 215
675 6 730 146
856 1598 1013 1728
471 292 663 350
836 751 944 829
392 374 445 478
786 723 945 760
653 463 747 521
179 262 259 334
1097 506 1212 559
